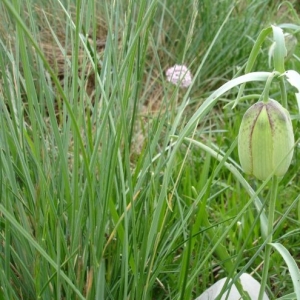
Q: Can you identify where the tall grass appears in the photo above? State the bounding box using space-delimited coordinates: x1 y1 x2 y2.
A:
0 0 299 299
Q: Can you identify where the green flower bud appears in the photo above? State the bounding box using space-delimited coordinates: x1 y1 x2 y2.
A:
238 99 294 181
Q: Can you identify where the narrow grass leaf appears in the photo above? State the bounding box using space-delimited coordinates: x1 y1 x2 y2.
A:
0 204 85 300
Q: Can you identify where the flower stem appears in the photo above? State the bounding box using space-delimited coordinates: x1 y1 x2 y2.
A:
262 72 279 103
279 76 287 109
258 176 278 299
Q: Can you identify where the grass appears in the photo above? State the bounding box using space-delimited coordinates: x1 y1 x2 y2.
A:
0 0 300 299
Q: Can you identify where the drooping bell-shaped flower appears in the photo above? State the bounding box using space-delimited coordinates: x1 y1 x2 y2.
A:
238 99 294 181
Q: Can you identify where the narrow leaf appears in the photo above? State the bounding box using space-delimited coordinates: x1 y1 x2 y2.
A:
271 25 286 73
285 70 300 115
0 204 85 300
270 243 300 300
277 292 297 300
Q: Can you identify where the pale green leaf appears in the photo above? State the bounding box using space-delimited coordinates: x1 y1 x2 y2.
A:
277 293 297 300
270 243 300 300
285 70 300 115
271 25 286 73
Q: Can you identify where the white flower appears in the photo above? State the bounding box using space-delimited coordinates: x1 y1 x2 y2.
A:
165 64 193 88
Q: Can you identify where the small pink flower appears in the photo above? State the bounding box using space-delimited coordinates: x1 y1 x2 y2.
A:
165 64 193 88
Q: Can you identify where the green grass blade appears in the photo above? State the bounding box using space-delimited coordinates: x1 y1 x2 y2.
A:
0 204 85 300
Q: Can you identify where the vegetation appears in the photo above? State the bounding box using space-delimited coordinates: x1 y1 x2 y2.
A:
0 0 299 299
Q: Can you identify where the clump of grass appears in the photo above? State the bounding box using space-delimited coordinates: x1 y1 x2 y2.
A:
0 0 299 299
